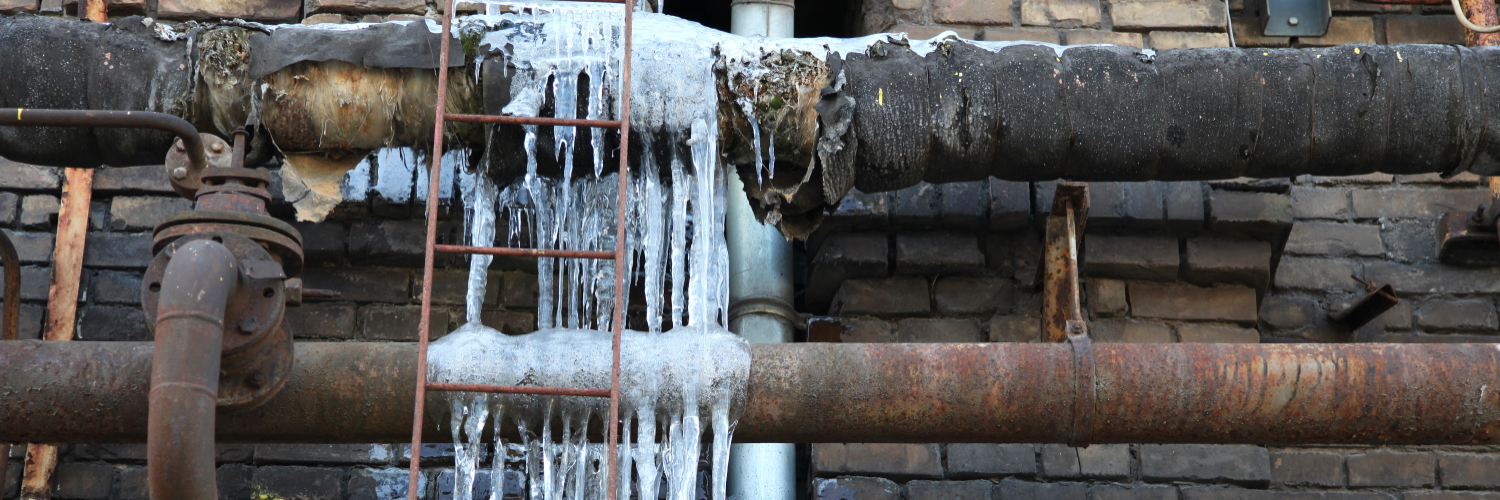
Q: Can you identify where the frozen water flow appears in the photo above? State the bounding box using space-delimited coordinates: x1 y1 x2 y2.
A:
429 324 750 500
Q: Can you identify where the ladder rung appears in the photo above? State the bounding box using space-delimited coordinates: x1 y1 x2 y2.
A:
443 113 623 129
433 244 617 259
427 382 612 397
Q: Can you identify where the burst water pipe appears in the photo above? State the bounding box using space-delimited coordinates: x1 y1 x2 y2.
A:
725 2 799 499
146 239 239 500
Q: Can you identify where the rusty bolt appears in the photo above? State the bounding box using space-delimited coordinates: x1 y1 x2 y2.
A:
238 316 258 334
211 142 224 153
247 371 266 389
174 140 185 152
171 167 187 180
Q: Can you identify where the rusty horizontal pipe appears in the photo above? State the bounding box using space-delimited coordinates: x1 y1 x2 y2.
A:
0 108 207 172
1 340 1498 444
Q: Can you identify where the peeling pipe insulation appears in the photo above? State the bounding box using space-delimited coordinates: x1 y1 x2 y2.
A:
5 13 1500 235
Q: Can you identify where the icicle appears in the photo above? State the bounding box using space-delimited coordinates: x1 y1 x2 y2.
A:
488 404 507 500
465 173 497 324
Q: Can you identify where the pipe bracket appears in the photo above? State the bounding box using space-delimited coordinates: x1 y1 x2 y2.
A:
1068 331 1095 448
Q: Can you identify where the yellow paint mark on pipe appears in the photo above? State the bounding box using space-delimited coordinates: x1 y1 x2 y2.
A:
16 109 22 120
1354 47 1361 54
878 88 884 106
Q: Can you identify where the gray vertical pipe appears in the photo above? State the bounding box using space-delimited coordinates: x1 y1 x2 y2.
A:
726 2 797 497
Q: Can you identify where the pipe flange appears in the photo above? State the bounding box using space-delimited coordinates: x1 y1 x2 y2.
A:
165 133 233 199
141 232 293 412
152 211 304 277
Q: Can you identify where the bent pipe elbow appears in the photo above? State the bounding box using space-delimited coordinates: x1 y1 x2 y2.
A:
148 239 240 500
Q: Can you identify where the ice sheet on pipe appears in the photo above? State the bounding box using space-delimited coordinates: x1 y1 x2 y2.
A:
246 20 463 79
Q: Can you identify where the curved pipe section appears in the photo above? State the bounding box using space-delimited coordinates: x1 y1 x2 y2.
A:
0 109 208 172
4 341 1500 445
147 239 239 500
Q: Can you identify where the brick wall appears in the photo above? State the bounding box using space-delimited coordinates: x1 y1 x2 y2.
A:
3 0 1497 498
858 0 1465 48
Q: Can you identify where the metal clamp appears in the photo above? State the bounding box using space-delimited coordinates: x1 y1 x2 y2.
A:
1068 330 1096 448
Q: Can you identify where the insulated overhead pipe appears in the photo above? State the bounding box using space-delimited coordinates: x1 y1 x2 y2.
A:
4 340 1500 445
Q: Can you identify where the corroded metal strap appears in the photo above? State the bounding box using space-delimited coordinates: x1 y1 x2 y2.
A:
1068 332 1095 448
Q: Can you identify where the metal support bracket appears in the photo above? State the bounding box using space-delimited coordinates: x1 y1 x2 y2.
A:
1042 182 1089 343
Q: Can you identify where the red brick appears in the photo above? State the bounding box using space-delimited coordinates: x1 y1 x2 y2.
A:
1064 29 1144 47
285 302 356 340
983 27 1061 43
0 158 61 190
0 0 38 13
896 232 983 276
812 443 943 479
809 232 890 313
840 317 895 343
1439 454 1500 489
1021 0 1100 27
1086 278 1128 318
815 477 900 500
1208 191 1292 240
305 0 423 15
1271 451 1343 488
906 480 993 500
989 179 1032 230
1299 16 1376 46
1092 319 1172 343
1346 451 1433 488
1112 0 1226 29
990 314 1041 342
831 278 930 316
1083 235 1179 281
1272 257 1356 292
1176 323 1259 343
948 444 1038 477
1351 188 1490 219
1365 261 1500 295
1140 444 1270 484
934 0 1014 24
158 0 300 21
1413 299 1498 331
1385 14 1464 44
1149 31 1230 49
1285 222 1383 257
896 318 983 342
1184 238 1271 290
935 277 1013 315
1290 187 1349 220
1130 282 1257 323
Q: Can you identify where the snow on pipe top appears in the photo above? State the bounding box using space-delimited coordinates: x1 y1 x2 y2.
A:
2 9 1499 237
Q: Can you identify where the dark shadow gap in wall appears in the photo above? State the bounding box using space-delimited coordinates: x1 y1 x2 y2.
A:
662 0 857 39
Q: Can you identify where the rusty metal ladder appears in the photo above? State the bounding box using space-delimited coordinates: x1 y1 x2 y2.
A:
407 0 637 498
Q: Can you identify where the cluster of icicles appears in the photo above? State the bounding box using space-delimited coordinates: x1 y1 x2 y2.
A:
430 2 748 500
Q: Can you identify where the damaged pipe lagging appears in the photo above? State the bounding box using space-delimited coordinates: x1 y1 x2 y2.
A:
146 239 240 500
5 340 1500 445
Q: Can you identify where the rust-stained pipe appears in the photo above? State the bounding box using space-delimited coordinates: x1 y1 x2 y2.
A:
147 239 239 500
0 109 207 172
3 341 1500 445
0 230 18 341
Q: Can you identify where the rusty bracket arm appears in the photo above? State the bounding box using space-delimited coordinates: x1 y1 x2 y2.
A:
0 230 17 341
1041 182 1089 343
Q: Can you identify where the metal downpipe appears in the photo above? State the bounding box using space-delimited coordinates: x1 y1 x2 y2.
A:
147 239 239 500
726 1 797 496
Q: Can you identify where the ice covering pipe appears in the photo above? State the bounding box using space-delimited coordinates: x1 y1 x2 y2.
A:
4 340 1500 445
